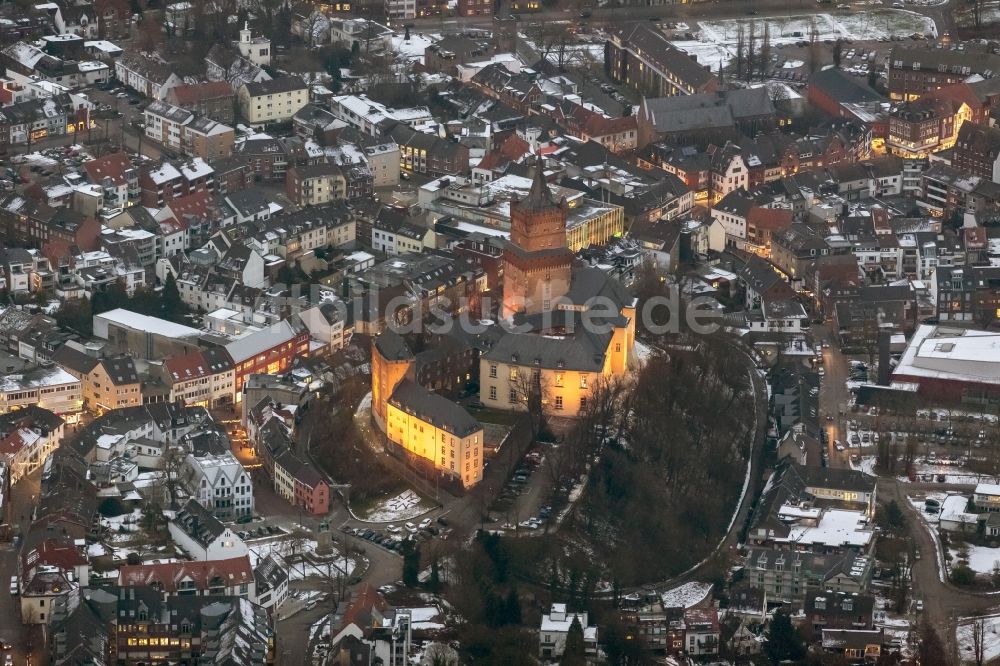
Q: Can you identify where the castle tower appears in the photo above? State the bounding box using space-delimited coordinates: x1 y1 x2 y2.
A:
501 157 573 318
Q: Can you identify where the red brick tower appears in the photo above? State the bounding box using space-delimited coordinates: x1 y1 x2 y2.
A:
501 157 573 318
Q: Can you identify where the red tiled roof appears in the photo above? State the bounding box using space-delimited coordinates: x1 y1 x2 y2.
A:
342 583 388 629
164 190 218 221
498 133 530 160
964 226 988 249
163 350 210 384
930 82 986 111
118 556 253 592
0 430 29 457
747 206 793 232
83 151 132 186
581 112 637 138
168 81 234 106
158 215 188 234
22 537 87 574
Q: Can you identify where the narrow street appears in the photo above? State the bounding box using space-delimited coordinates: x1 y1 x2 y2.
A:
1 469 42 666
816 321 854 469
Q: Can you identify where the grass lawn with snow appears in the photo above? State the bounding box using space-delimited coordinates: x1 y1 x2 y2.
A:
949 542 1000 575
356 487 436 523
957 614 1000 664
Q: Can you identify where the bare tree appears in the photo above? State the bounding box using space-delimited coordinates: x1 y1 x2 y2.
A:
735 23 746 83
507 367 551 440
159 445 193 509
299 10 327 48
807 18 821 73
746 21 757 83
423 643 459 666
972 617 986 666
760 22 771 80
138 21 164 53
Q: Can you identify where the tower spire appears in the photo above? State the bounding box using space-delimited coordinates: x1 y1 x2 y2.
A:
524 152 555 209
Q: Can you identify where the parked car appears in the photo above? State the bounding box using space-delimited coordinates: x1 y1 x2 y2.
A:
386 524 401 534
405 522 418 534
419 518 432 530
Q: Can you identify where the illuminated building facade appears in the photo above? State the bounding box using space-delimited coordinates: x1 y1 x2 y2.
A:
371 330 484 488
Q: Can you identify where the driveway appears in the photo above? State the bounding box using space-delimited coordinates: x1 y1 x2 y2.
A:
880 479 1000 663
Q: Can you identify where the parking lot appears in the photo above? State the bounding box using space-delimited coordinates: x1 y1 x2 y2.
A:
487 444 556 534
340 514 451 556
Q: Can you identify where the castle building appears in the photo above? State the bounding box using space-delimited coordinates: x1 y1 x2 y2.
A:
501 158 575 319
371 330 484 488
487 158 638 416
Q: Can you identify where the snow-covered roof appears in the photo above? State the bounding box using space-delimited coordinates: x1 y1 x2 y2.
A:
180 158 213 181
148 162 182 185
96 308 202 339
0 367 79 393
894 324 1000 386
224 320 299 363
975 483 1000 497
779 509 873 548
940 494 978 525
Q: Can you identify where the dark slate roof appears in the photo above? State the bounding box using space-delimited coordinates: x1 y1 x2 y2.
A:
517 155 560 211
483 322 612 373
243 76 307 97
388 379 480 437
613 22 716 91
809 68 886 105
373 329 414 361
799 464 877 494
101 357 139 386
172 499 230 547
51 344 100 375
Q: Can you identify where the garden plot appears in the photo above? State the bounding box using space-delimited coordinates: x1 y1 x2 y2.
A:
360 489 434 523
100 509 144 542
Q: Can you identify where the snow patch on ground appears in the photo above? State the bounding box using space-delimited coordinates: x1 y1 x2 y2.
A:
782 59 805 68
850 455 878 476
949 544 1000 575
661 581 713 609
356 390 372 416
634 340 654 366
361 489 433 523
957 614 1000 665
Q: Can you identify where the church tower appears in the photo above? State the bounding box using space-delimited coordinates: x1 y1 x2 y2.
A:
501 157 574 319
